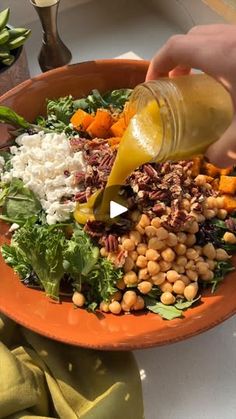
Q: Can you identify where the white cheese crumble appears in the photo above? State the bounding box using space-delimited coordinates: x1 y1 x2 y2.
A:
0 156 5 172
1 131 85 224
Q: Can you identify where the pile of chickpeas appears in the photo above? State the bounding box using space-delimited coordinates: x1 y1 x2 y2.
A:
72 179 236 315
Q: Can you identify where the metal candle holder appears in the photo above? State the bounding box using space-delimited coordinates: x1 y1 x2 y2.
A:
31 0 72 72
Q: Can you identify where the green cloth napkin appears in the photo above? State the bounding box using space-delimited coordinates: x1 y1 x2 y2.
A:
0 314 144 419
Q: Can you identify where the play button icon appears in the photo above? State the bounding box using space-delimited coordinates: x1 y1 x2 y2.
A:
110 200 128 219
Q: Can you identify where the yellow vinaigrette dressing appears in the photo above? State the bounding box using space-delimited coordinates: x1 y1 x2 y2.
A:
107 100 163 187
74 74 233 223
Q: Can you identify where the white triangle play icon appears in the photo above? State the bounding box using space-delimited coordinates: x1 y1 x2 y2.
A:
110 201 128 219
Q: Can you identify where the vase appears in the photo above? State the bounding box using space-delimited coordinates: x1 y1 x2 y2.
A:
31 0 72 72
0 47 30 96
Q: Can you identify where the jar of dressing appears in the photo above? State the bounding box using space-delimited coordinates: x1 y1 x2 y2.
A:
128 73 234 162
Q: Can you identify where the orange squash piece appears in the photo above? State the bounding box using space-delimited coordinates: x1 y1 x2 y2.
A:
110 117 127 137
223 195 236 212
86 109 113 138
219 175 236 195
70 109 94 131
203 162 221 178
220 166 234 176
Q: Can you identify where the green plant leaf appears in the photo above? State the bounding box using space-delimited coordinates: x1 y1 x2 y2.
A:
0 8 9 32
0 28 9 45
0 106 30 128
0 178 41 224
175 296 201 310
145 298 183 320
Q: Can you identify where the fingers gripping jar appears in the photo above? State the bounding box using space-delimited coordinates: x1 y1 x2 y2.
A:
129 74 234 162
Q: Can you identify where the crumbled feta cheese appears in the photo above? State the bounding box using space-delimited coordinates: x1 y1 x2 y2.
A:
9 223 20 232
1 131 86 224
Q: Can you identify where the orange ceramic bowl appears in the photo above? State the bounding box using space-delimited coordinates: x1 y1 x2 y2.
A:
0 59 236 350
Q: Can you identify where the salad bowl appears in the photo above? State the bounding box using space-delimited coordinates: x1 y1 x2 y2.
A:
0 59 236 350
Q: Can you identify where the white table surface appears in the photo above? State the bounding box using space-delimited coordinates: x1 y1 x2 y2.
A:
24 1 236 418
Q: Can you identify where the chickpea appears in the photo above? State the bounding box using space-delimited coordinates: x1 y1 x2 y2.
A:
129 230 142 245
206 196 217 209
177 232 187 243
138 268 150 281
187 221 199 234
145 225 158 238
121 300 131 312
182 198 191 211
151 217 161 228
185 260 196 270
131 210 141 222
100 301 110 312
202 243 216 260
161 291 176 305
109 301 122 314
194 213 206 223
196 261 209 275
176 256 188 266
206 259 216 270
185 234 196 247
138 281 152 294
148 237 165 250
135 224 145 235
116 278 126 290
133 295 145 311
122 238 135 251
137 243 148 255
201 270 214 281
100 247 108 257
72 291 85 307
156 226 169 240
147 260 161 276
136 255 148 268
180 275 191 285
215 196 224 209
184 282 198 301
216 248 230 261
124 256 134 273
159 260 172 272
172 263 185 274
129 250 138 261
146 248 160 261
195 174 206 186
204 209 216 219
186 248 198 260
152 272 166 285
166 232 178 247
217 209 227 220
123 290 137 308
173 280 186 295
223 232 236 244
194 245 202 255
174 243 187 256
166 270 180 283
161 247 175 262
160 281 173 293
139 214 150 228
186 269 198 282
121 235 129 244
124 271 138 286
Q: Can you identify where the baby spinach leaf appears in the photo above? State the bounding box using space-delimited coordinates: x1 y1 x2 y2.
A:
0 179 41 224
145 297 183 320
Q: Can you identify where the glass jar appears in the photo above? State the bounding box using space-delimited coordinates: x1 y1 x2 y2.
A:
129 74 234 162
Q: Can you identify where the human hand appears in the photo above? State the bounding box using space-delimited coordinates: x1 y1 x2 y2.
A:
146 24 236 166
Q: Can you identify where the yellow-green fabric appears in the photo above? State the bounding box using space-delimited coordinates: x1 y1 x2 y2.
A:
0 314 144 419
